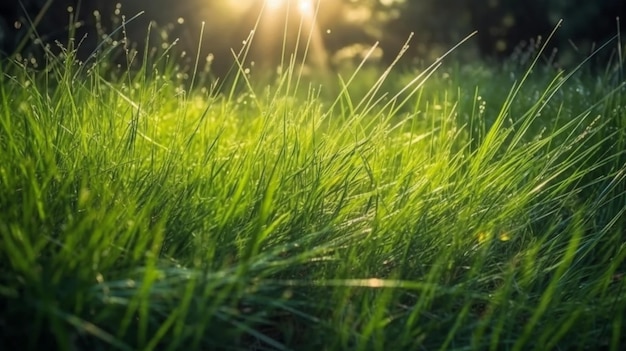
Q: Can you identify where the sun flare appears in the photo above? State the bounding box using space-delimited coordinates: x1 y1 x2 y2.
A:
223 0 329 72
297 0 315 16
262 0 316 16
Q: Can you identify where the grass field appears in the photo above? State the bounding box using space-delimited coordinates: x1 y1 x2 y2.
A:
1 15 625 350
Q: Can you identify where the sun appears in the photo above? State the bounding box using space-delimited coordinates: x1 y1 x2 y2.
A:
297 0 315 16
262 0 316 16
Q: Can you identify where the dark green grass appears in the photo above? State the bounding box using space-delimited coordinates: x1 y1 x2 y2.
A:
1 15 625 350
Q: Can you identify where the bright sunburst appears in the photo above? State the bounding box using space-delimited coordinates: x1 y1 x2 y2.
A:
264 0 316 16
227 0 320 18
296 0 315 16
224 0 329 72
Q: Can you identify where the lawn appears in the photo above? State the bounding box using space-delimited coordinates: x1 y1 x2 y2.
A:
1 16 625 350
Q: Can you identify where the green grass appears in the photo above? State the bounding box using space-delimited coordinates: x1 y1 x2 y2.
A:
1 18 625 350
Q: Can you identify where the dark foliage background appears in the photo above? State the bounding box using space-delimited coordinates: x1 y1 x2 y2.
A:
1 0 624 74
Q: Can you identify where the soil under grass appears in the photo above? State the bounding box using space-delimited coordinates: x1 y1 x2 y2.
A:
0 23 625 350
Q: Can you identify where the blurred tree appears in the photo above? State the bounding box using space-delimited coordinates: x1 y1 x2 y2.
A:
545 0 624 61
378 0 474 62
0 0 94 56
468 0 552 58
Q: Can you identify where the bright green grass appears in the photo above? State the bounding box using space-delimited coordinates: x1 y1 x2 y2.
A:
1 24 625 350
